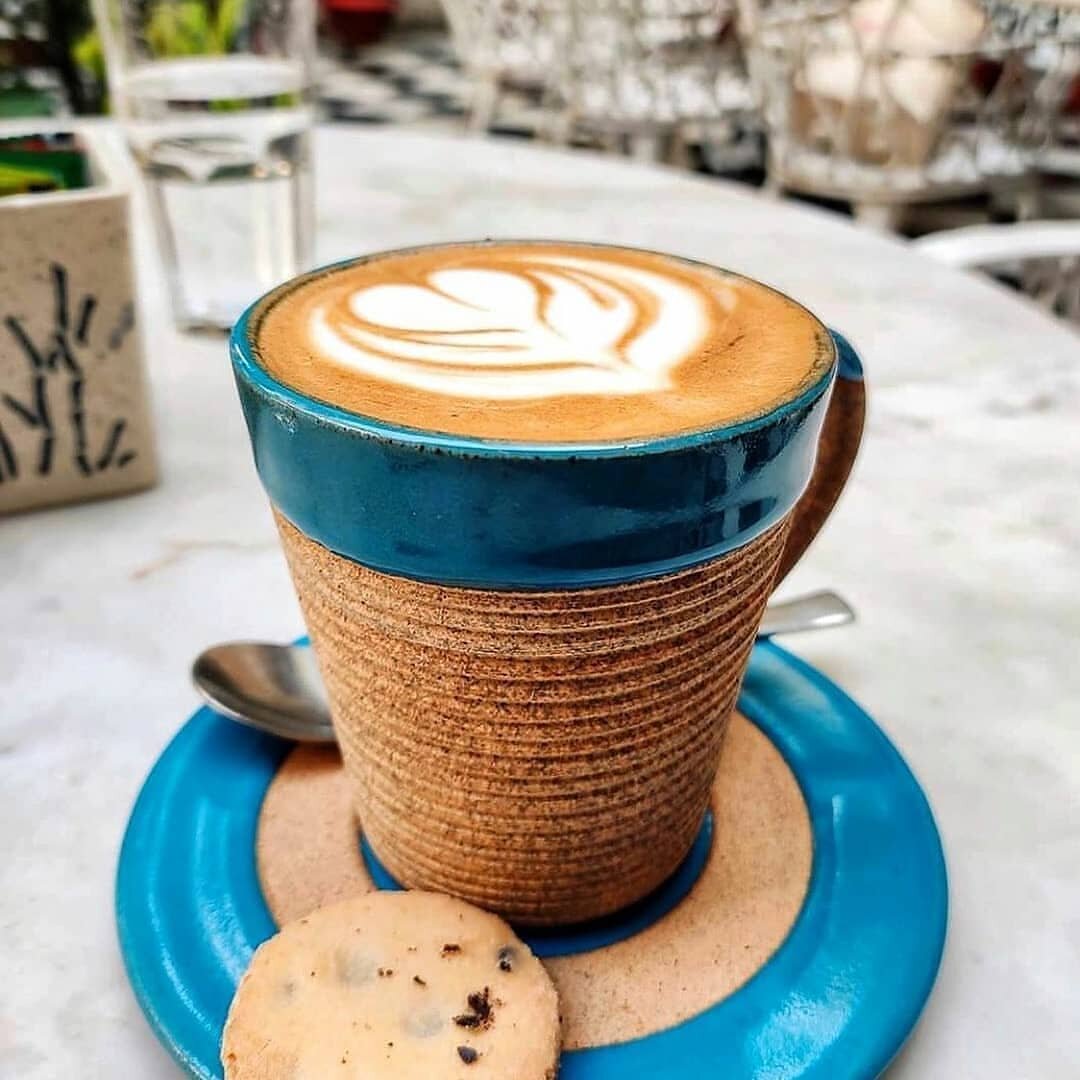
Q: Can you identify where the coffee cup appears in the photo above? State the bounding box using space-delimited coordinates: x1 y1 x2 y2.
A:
231 241 864 925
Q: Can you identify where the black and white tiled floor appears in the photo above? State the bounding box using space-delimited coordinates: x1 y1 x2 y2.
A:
316 26 770 189
319 30 552 137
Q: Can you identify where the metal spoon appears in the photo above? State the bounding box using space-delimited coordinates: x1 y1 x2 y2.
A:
757 588 855 638
192 590 854 744
193 640 335 743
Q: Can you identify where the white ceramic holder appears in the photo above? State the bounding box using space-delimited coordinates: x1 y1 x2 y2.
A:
0 127 157 514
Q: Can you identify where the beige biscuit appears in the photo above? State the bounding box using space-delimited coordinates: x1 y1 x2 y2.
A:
222 891 561 1080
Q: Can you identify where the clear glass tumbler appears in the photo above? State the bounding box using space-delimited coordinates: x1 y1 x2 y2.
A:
92 0 317 330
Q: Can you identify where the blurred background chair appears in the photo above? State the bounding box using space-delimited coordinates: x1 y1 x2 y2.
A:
437 0 758 165
736 0 1038 228
986 1 1080 217
545 0 757 165
438 0 566 131
914 218 1080 320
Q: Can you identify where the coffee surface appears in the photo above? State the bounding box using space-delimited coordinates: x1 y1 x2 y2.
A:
252 241 833 442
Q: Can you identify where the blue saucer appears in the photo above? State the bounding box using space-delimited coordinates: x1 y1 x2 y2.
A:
116 641 947 1079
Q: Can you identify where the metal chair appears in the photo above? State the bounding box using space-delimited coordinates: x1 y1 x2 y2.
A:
738 0 1037 228
914 219 1080 320
438 0 566 132
442 0 757 163
984 1 1080 215
547 0 756 163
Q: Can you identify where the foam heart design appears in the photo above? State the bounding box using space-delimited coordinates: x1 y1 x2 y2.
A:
308 254 717 400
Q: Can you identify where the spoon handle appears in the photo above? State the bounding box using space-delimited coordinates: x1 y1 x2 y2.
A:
757 590 855 638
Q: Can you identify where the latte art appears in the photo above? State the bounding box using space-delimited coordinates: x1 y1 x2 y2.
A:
252 241 833 443
308 255 720 399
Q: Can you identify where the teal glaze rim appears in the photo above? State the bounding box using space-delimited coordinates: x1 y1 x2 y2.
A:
229 248 859 589
229 241 839 459
115 641 947 1080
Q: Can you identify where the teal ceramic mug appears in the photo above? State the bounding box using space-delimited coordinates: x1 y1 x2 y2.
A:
231 241 865 925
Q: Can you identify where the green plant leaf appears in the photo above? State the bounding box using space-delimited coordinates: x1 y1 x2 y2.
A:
146 1 218 58
72 27 105 81
212 0 248 54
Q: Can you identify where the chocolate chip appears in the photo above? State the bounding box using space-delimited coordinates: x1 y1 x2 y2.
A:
497 946 516 973
454 988 493 1030
441 943 461 957
457 1046 479 1064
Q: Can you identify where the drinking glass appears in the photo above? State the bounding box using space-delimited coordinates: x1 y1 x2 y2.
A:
92 0 317 330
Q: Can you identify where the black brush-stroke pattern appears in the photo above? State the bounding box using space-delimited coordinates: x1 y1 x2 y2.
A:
34 373 54 475
0 424 16 483
2 262 137 483
5 316 46 371
96 418 127 471
69 376 90 476
2 392 38 426
52 264 69 333
49 327 81 375
108 303 135 351
75 296 96 345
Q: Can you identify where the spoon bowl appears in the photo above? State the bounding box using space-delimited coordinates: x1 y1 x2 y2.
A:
192 641 335 743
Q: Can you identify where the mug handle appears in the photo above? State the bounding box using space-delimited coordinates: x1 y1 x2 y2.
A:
774 330 866 586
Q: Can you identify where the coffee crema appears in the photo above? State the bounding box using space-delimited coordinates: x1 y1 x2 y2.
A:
251 241 833 443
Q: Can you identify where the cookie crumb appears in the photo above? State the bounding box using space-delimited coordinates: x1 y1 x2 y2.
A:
457 1046 479 1064
441 943 461 957
497 946 516 973
377 967 394 977
413 975 427 987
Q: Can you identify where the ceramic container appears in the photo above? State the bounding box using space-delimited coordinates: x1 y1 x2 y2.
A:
0 129 156 514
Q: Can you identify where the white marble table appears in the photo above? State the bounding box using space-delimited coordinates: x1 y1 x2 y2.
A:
2 126 1078 1079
